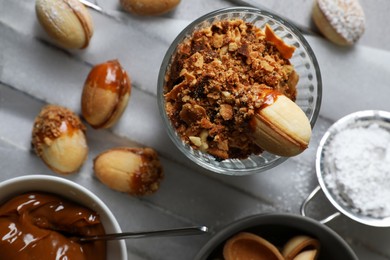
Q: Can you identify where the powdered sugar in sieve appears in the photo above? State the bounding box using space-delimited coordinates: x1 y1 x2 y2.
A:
324 123 390 218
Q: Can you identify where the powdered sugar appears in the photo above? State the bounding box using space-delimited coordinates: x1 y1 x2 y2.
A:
318 0 365 44
324 124 390 218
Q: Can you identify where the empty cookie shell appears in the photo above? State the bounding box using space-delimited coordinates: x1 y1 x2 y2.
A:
223 232 284 260
282 235 320 260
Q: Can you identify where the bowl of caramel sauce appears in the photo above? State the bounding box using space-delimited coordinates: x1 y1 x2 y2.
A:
0 175 127 260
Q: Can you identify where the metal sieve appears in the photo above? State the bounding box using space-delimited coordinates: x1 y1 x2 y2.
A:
301 110 390 227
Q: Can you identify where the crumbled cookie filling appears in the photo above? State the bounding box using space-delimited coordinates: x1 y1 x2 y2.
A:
164 19 298 160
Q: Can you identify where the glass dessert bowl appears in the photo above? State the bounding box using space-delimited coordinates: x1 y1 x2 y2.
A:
157 7 322 175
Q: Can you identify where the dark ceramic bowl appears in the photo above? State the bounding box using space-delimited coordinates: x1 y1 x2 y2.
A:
194 213 357 260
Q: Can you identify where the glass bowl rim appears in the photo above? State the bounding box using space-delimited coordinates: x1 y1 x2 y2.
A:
157 7 322 175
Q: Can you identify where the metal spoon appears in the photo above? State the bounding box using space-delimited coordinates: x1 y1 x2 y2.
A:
75 226 209 242
78 0 125 22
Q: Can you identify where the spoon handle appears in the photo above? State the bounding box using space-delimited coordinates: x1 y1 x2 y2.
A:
78 0 103 11
78 0 125 22
78 226 209 242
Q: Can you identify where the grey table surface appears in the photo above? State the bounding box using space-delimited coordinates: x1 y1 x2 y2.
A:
1 0 390 259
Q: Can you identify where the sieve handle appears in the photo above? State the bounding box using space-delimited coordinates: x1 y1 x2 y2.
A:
300 185 341 224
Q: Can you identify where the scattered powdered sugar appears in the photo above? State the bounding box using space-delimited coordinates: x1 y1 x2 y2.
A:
324 124 390 218
318 0 365 44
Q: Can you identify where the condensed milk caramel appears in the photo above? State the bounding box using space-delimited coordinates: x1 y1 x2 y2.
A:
0 192 106 259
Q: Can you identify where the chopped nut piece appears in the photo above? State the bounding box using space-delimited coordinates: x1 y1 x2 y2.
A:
212 34 224 48
189 136 202 147
179 104 207 125
220 104 233 121
228 42 239 51
189 132 209 151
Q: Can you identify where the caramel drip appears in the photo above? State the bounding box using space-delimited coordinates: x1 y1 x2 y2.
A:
126 148 164 196
86 60 130 93
249 89 280 131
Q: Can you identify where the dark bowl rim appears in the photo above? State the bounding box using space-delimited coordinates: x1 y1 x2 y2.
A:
194 213 357 260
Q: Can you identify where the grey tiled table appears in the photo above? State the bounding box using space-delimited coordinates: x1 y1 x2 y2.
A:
0 0 389 259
